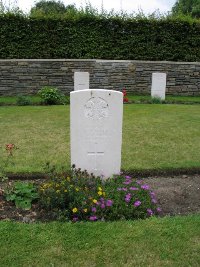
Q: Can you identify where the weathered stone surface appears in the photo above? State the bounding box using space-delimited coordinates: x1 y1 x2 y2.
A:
0 59 199 96
70 89 123 178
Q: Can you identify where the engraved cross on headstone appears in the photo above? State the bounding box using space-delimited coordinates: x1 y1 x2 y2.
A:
87 142 104 171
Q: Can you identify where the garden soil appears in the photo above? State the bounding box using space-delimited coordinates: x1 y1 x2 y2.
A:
0 174 200 223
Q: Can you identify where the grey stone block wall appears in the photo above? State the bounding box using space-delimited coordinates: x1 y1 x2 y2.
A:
0 59 199 96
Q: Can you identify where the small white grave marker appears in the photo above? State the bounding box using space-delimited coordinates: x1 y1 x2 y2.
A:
70 89 123 178
74 72 89 91
151 73 167 100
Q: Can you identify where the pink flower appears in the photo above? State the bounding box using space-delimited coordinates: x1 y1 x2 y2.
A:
101 204 105 209
134 200 141 207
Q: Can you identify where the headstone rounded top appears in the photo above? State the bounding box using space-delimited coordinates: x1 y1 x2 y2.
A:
71 89 123 96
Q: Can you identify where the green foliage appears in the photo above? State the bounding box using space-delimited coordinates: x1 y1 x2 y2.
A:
0 14 199 61
172 0 200 18
30 0 75 18
38 86 65 105
151 97 164 104
39 167 160 222
16 95 32 106
5 181 38 210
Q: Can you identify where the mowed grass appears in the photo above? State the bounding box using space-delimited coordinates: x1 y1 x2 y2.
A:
0 215 200 267
128 95 200 103
0 104 200 173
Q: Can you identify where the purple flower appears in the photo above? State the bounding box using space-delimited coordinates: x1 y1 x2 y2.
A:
125 175 131 179
134 200 142 207
136 180 142 184
117 188 122 191
101 204 105 209
125 198 131 203
91 207 97 213
141 184 150 190
151 198 157 204
150 191 156 198
125 193 131 203
147 209 154 216
156 207 162 213
123 181 131 185
73 216 78 222
89 216 98 221
130 187 139 191
122 188 127 191
106 200 113 207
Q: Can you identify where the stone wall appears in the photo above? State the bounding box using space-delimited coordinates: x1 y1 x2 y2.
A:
0 59 199 96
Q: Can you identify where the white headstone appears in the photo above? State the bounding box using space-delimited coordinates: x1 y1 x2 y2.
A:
70 89 123 178
74 72 89 91
151 73 167 100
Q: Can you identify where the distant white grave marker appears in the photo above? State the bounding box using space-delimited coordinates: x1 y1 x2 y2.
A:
151 73 167 100
70 89 123 178
74 72 89 91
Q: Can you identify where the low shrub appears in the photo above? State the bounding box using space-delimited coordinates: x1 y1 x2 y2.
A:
16 95 32 106
38 86 65 105
151 97 165 104
39 167 161 222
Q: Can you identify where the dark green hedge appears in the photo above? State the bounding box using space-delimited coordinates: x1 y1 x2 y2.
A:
0 14 200 61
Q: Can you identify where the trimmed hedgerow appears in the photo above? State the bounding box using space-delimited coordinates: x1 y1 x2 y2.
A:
0 14 200 61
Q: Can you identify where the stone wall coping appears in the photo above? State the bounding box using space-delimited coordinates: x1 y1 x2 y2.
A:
0 59 200 65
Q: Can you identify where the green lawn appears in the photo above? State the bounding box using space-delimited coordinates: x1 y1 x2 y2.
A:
0 104 200 173
0 95 200 105
0 215 200 266
128 95 200 104
0 96 41 105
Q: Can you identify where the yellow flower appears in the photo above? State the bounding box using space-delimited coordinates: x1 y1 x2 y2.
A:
56 190 60 193
75 187 79 192
64 189 68 193
98 191 103 196
72 208 78 213
98 187 102 191
93 199 97 204
83 208 88 213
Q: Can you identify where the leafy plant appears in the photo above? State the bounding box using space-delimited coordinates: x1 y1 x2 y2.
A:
5 181 39 210
38 86 65 105
16 95 32 106
39 166 161 222
151 97 163 104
